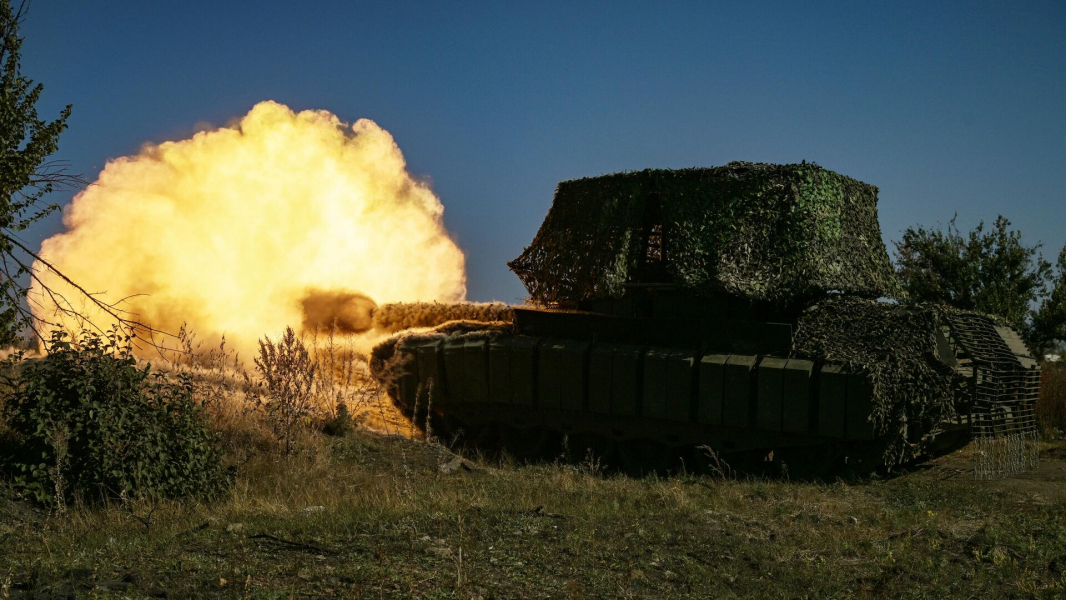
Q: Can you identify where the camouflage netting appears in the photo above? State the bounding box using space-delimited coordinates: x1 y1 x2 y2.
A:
792 297 961 467
371 302 514 333
509 162 903 306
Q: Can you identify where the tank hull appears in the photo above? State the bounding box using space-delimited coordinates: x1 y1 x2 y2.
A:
373 301 1038 474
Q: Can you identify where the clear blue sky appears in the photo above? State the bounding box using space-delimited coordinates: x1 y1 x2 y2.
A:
20 1 1066 304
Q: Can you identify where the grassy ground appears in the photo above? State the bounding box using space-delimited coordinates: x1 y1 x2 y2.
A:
2 425 1065 599
2 342 1065 599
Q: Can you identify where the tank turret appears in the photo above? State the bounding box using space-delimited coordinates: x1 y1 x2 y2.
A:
509 162 900 310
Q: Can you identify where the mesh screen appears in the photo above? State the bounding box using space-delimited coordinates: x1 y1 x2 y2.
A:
943 312 1040 479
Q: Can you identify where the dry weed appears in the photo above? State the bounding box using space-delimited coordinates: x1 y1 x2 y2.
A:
147 323 411 456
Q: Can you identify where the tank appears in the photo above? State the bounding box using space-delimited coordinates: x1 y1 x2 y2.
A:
372 162 1041 475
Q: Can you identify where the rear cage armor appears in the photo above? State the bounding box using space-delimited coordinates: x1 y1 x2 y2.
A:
942 312 1040 478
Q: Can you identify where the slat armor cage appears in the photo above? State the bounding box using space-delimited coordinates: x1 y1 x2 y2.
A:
943 312 1040 479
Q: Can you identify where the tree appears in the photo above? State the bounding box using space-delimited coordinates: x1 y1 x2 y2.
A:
893 215 1066 356
0 0 74 345
1031 246 1066 356
0 1 143 346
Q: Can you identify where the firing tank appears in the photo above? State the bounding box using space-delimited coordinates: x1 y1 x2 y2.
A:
372 162 1041 475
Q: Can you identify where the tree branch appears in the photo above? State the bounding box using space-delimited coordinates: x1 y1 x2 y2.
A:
3 232 173 347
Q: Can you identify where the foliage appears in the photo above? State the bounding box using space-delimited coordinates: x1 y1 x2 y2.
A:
321 401 354 437
0 1 80 345
1031 246 1066 356
0 329 229 506
893 215 1065 354
255 326 318 454
1038 363 1066 438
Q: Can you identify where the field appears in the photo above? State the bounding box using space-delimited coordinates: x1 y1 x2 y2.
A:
1 353 1065 599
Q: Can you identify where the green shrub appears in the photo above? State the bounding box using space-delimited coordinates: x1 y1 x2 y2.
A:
1 330 229 506
1039 363 1066 438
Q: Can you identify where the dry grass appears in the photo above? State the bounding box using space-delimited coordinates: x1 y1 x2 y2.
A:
153 323 411 445
1 428 1064 598
1 329 1065 597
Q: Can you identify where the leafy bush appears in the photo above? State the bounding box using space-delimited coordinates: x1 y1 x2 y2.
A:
0 330 229 507
1039 363 1066 439
894 215 1066 355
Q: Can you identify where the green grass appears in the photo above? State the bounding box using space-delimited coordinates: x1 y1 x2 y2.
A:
2 340 1064 599
2 429 1065 599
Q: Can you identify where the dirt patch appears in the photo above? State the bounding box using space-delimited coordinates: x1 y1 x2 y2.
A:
903 441 1066 504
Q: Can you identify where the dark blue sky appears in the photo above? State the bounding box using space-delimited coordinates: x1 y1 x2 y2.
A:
21 1 1066 303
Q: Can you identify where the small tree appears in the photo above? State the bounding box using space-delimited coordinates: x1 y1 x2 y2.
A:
0 1 76 345
894 215 1066 355
0 1 148 345
1031 246 1066 356
2 329 230 506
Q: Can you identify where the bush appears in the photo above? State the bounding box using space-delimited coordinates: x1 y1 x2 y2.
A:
0 330 229 507
255 327 318 454
1039 364 1066 438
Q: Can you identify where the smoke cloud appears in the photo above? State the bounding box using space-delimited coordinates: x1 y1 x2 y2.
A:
301 289 377 335
31 101 467 356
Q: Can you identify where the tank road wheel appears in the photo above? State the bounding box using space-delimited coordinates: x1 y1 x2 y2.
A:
781 443 874 480
566 431 619 470
617 438 676 476
683 445 739 478
466 422 503 457
427 412 466 447
499 425 553 463
477 422 502 446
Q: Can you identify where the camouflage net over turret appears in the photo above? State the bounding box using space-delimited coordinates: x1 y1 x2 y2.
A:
509 162 903 306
